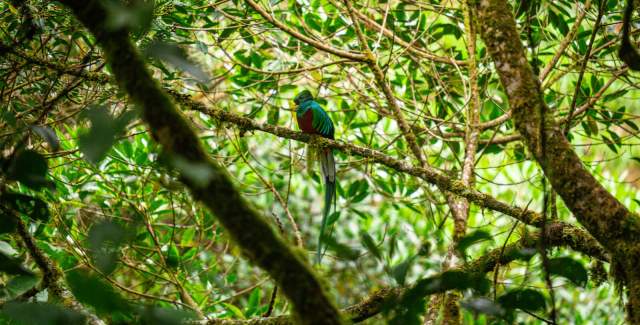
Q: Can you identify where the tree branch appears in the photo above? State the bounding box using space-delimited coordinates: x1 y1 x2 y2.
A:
57 1 344 324
342 3 465 66
200 222 608 324
342 0 426 166
243 0 367 62
475 0 640 321
0 205 105 325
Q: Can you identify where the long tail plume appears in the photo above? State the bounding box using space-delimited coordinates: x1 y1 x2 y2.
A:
316 148 336 265
305 144 316 177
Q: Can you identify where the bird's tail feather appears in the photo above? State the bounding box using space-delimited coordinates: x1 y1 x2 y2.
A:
316 149 336 265
306 145 316 177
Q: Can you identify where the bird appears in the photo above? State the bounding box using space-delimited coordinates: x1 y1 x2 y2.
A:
293 90 336 264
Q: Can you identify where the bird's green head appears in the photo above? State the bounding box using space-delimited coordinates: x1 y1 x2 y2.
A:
294 90 313 105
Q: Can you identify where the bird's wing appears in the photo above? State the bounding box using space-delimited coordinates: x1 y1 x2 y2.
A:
310 102 334 139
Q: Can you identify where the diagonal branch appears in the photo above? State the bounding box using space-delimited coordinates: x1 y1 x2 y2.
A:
6 38 609 273
2 44 556 232
475 0 640 321
344 4 465 66
476 0 639 255
57 1 344 324
243 0 367 62
0 204 105 325
539 0 592 81
176 92 539 228
342 0 426 166
200 221 608 324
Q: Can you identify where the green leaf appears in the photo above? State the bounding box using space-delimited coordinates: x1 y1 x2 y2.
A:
5 274 39 297
389 286 427 325
67 270 131 315
498 288 546 311
456 230 492 255
548 257 588 287
223 303 246 319
7 150 49 189
391 255 416 286
79 107 134 163
0 250 34 276
1 110 16 127
351 189 369 203
479 143 504 155
323 236 360 261
170 156 214 188
325 211 340 227
625 119 639 131
246 288 261 316
2 302 86 325
304 13 323 31
360 231 382 260
103 0 154 34
461 297 505 317
88 221 126 275
505 247 537 262
2 193 50 222
166 243 180 268
218 26 236 42
600 135 618 153
347 180 362 198
146 41 209 82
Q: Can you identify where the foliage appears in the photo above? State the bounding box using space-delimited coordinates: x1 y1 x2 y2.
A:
0 0 637 324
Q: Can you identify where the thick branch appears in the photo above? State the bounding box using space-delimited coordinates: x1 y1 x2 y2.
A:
201 222 608 324
2 46 569 235
57 1 343 324
476 0 639 255
476 0 640 320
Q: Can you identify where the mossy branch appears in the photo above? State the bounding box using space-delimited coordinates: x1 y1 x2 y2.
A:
0 205 105 325
177 93 543 228
475 0 640 321
0 45 607 260
200 222 608 324
57 1 344 324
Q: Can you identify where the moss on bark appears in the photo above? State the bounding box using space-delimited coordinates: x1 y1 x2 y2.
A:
57 1 344 324
475 0 640 321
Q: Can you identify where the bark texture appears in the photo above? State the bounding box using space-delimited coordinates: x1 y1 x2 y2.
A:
57 1 344 324
201 222 607 324
475 0 640 322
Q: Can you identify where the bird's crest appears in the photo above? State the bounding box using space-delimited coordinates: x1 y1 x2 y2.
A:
294 90 313 105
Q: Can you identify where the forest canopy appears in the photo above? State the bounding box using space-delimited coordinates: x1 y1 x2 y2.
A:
0 0 639 324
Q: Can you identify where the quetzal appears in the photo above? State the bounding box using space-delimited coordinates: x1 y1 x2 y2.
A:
293 90 336 264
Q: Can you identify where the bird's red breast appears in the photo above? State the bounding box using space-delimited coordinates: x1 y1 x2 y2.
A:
296 109 315 134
